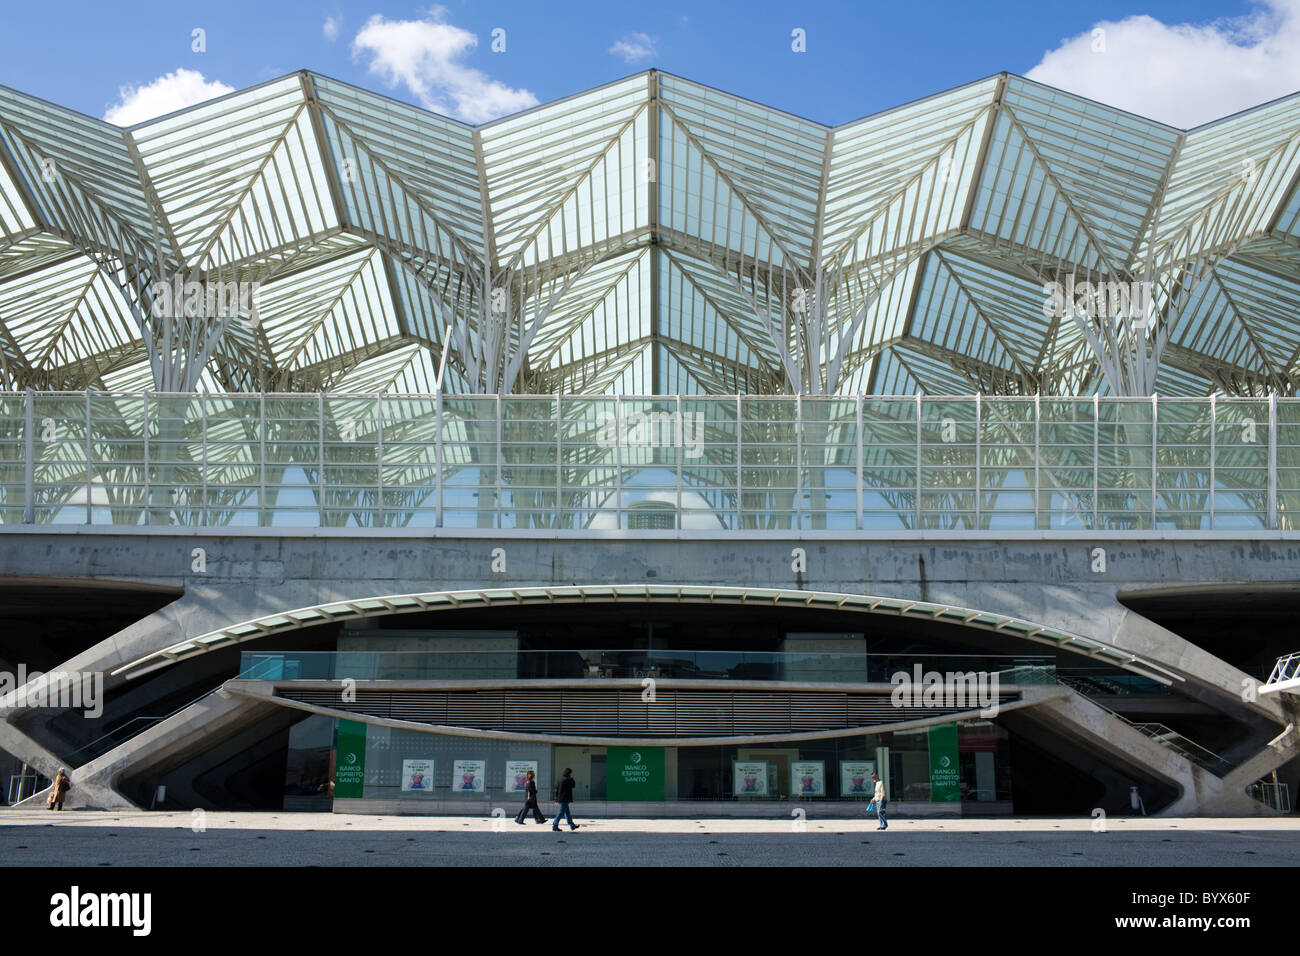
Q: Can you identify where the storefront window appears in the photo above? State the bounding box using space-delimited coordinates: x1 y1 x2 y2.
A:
326 719 1013 807
283 714 334 810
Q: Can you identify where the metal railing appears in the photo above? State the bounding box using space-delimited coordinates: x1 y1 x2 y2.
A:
1264 651 1300 688
1057 671 1171 697
64 683 232 767
1 391 1299 532
1124 722 1233 776
6 771 48 805
1054 673 1232 776
65 716 172 765
1248 781 1292 813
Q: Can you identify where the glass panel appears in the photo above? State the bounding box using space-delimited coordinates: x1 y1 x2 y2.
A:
0 392 1287 530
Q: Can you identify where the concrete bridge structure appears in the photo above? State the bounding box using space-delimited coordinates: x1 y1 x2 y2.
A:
2 528 1297 816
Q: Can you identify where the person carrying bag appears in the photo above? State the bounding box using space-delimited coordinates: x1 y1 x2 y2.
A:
47 769 71 811
514 769 547 825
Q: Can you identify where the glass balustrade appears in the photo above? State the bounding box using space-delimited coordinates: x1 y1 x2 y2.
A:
237 649 1055 684
1 392 1296 532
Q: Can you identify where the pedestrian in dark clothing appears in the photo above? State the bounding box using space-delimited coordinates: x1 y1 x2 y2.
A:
552 767 580 831
514 770 547 825
47 769 71 811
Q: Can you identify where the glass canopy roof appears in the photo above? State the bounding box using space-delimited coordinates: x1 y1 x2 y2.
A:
0 69 1298 397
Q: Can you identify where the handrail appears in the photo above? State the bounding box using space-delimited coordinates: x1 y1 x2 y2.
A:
1055 673 1232 776
1265 651 1300 686
65 682 231 765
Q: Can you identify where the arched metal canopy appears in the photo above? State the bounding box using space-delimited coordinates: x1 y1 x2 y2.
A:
2 70 1300 397
111 583 1185 684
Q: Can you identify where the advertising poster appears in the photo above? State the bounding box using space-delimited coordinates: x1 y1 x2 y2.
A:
401 758 435 792
334 719 367 798
732 760 769 796
929 722 961 801
839 760 876 797
453 758 486 792
790 760 825 796
606 747 664 801
505 760 538 792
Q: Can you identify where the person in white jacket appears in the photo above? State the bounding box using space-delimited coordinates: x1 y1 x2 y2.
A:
871 772 888 830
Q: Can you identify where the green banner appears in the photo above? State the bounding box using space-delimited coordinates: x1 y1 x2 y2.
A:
928 722 961 802
334 719 367 799
606 746 664 801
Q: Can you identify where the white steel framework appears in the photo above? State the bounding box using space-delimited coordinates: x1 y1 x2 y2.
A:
1 71 1299 397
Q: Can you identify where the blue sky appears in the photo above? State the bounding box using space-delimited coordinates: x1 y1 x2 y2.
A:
0 0 1296 128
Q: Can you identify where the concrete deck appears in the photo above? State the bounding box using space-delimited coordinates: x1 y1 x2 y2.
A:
3 810 1298 866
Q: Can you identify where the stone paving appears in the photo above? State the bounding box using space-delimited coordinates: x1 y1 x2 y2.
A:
2 810 1298 865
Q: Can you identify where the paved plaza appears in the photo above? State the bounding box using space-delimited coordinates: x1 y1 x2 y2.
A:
2 811 1297 866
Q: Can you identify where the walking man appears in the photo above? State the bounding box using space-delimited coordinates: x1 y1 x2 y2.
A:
871 772 887 830
552 767 581 832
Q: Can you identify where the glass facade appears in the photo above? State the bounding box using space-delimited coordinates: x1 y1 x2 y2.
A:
242 649 1053 684
3 391 1298 531
338 722 555 804
283 713 335 811
326 721 1012 808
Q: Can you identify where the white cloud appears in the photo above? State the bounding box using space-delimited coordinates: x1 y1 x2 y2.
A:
324 15 341 41
351 9 537 123
103 69 236 126
1026 0 1300 127
609 32 656 64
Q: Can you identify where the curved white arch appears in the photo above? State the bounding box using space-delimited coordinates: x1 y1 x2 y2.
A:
112 583 1185 684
